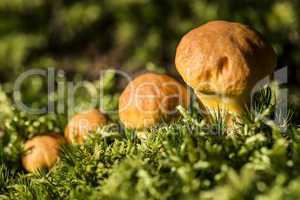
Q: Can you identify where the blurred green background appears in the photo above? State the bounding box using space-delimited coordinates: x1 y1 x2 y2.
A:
0 0 299 91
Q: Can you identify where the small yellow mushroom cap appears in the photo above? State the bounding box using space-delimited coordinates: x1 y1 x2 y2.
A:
64 109 107 144
22 133 64 172
119 73 189 129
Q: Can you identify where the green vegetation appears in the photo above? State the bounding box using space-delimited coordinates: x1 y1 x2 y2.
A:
0 0 299 199
0 0 299 82
1 83 300 199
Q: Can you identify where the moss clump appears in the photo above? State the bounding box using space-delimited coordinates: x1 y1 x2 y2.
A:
1 86 300 200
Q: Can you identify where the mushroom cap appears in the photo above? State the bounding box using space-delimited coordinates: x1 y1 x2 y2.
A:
119 73 189 129
21 133 64 172
64 108 107 144
175 20 276 96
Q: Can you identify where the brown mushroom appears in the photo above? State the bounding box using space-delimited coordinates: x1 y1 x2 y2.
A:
64 108 107 144
119 73 189 129
22 133 64 172
175 20 276 120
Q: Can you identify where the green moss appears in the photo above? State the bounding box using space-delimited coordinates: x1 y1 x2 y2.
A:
1 86 300 199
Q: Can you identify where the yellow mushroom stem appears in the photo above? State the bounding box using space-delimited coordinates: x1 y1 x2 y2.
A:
196 92 249 124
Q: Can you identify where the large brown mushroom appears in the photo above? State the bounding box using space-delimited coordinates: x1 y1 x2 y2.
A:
64 108 107 144
175 20 276 120
119 73 189 129
22 133 64 172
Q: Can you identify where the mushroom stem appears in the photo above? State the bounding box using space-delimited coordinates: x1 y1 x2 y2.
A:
196 92 249 120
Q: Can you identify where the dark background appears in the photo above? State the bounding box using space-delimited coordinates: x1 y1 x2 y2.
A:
1 0 299 104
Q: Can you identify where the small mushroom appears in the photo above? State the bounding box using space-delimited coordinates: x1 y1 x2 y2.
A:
119 73 189 129
175 20 276 121
22 133 64 172
64 109 107 144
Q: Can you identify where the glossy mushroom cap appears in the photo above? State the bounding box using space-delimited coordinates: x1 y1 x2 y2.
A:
175 20 276 115
22 133 64 172
64 109 107 144
119 73 189 129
